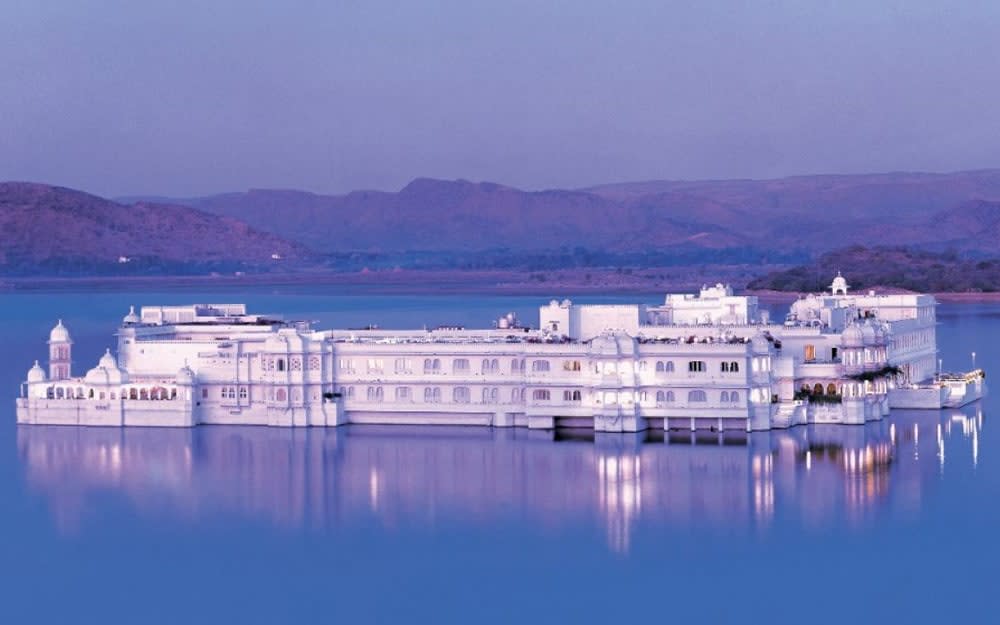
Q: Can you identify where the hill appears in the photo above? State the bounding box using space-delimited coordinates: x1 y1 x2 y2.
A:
0 182 308 274
137 170 1000 255
746 246 1000 293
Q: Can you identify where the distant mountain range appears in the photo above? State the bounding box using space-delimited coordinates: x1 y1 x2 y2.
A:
120 169 1000 255
4 169 1000 276
0 182 307 274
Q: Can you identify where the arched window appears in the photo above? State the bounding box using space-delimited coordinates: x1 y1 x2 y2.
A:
490 359 499 372
730 391 740 403
688 390 707 402
346 386 355 399
688 361 706 373
171 389 178 400
665 390 675 402
56 387 64 399
656 390 665 402
813 383 824 395
433 358 441 371
827 383 837 395
46 387 54 399
511 358 521 372
563 360 582 372
730 361 739 373
277 359 285 372
531 360 550 372
511 387 521 402
721 391 730 402
563 390 582 401
140 388 149 400
532 389 550 401
721 362 729 373
88 389 94 399
276 388 287 401
482 359 491 373
655 361 665 373
482 387 491 403
666 361 675 373
239 387 247 400
424 358 434 373
453 387 470 403
424 387 437 402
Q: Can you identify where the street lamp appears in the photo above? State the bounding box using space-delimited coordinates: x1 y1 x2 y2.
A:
972 351 977 371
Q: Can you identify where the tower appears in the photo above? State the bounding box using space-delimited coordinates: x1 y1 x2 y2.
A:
48 319 72 380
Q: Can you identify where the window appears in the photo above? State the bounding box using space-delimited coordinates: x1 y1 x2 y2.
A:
532 389 550 401
563 390 582 401
339 359 354 373
730 391 740 403
804 344 816 362
424 387 441 402
688 390 707 402
511 358 524 373
453 358 470 373
453 386 470 403
394 358 412 374
227 387 236 400
666 361 674 373
637 361 647 372
277 359 285 372
656 361 665 373
290 357 302 371
827 383 837 395
309 356 320 370
367 386 383 402
395 386 411 401
563 360 582 372
531 360 550 372
367 358 384 373
511 388 522 402
276 388 287 401
813 383 824 395
721 391 730 402
722 361 740 373
655 390 675 403
831 347 839 361
688 361 706 373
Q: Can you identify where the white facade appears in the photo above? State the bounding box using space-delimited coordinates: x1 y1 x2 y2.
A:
15 276 984 432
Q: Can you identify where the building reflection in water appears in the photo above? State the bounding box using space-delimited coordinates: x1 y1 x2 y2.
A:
18 405 984 553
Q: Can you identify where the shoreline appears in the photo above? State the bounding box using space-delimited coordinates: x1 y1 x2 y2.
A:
2 271 1000 302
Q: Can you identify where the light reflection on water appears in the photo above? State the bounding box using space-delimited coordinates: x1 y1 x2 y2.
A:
17 405 983 553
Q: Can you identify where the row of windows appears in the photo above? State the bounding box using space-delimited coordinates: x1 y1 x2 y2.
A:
45 386 179 401
339 385 743 405
217 386 249 400
336 357 744 376
264 356 321 372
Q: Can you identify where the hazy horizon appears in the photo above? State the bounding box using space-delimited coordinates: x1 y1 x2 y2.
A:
3 1 999 198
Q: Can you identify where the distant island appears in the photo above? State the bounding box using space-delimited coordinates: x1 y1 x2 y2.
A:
748 246 1000 293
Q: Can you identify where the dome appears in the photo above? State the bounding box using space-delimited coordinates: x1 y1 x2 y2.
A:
841 324 864 347
48 319 71 343
26 360 46 383
84 349 128 385
98 348 117 369
123 305 139 325
175 365 196 385
830 272 849 295
861 321 876 344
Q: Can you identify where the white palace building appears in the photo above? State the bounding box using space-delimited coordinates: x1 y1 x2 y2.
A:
15 274 985 432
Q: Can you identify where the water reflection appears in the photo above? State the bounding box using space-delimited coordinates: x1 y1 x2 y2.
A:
18 406 984 553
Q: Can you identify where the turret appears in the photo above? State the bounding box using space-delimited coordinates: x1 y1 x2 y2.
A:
48 320 72 380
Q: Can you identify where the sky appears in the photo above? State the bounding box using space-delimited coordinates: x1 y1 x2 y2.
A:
2 0 999 198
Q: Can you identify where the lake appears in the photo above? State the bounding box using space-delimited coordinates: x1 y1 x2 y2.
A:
1 289 995 624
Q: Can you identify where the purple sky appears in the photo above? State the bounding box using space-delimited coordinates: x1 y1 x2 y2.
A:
2 0 999 197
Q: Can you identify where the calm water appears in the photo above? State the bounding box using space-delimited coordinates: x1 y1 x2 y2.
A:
1 290 996 624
